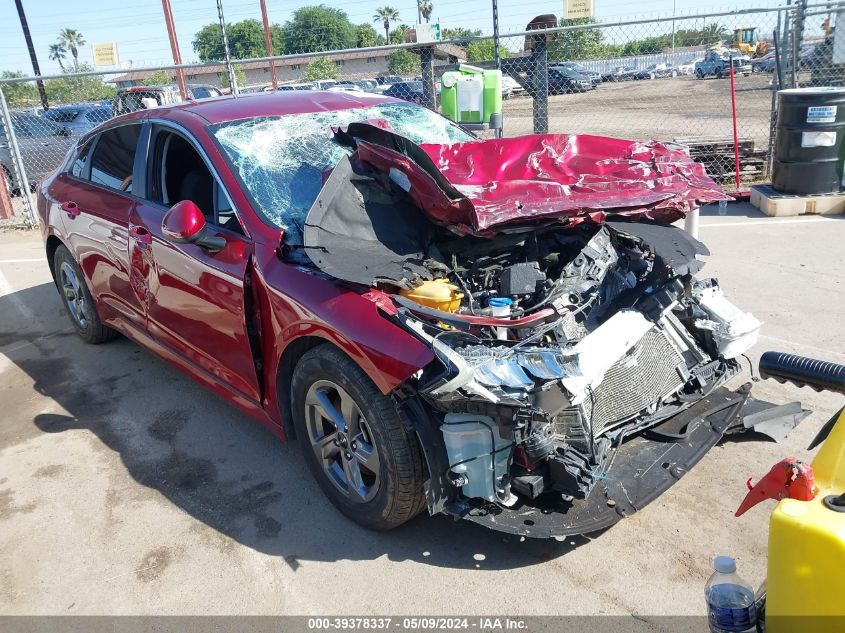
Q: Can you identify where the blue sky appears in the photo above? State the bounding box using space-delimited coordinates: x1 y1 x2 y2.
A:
0 0 807 75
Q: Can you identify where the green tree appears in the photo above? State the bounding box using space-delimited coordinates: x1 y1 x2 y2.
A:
373 7 400 44
356 23 384 48
0 71 38 107
193 19 285 61
221 66 247 90
548 18 612 61
48 44 67 72
420 0 433 23
45 64 116 104
389 23 411 45
387 49 418 75
57 29 86 70
305 57 340 81
282 6 356 54
143 70 173 86
441 27 481 46
465 40 509 62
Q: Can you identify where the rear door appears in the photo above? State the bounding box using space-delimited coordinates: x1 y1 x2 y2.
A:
56 122 147 330
130 122 261 402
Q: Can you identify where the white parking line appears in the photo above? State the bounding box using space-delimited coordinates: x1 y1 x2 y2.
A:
701 217 842 228
0 258 46 263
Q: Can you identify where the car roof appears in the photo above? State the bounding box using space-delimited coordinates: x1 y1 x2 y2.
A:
127 90 402 124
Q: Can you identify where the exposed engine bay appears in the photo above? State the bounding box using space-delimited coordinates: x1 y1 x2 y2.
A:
292 121 796 536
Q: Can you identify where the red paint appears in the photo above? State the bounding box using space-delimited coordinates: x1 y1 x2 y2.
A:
162 200 205 242
735 458 816 517
38 93 433 440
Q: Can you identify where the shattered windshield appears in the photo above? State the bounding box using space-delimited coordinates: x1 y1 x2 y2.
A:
210 103 474 245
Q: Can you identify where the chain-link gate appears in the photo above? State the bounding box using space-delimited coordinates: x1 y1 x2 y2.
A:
2 1 845 227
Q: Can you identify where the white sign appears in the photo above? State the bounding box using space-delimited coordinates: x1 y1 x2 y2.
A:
415 22 442 43
564 0 595 19
92 43 119 66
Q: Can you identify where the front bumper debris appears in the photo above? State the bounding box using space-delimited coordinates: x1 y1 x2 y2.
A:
461 385 805 538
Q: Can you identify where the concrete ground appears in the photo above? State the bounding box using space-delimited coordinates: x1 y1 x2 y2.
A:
0 204 843 616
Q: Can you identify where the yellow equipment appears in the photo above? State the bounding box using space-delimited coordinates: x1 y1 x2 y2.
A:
399 279 463 312
740 352 845 632
734 27 769 57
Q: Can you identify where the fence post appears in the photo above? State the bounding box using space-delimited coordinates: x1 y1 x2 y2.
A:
419 46 436 110
216 0 239 96
531 38 549 134
0 86 36 227
791 0 808 88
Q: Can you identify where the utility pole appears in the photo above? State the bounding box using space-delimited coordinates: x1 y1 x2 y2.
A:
259 0 277 90
671 0 676 54
217 0 239 96
13 0 48 110
161 0 188 100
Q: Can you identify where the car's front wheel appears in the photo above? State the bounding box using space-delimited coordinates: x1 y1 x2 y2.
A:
291 344 426 530
53 245 118 344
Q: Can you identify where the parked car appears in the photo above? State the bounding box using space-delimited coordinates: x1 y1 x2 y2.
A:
553 62 603 86
112 85 184 116
695 50 752 78
37 91 772 537
376 74 404 85
382 80 426 103
751 52 777 73
676 59 699 75
41 103 112 135
277 82 316 91
601 65 639 82
188 84 224 99
312 79 338 90
1 112 72 191
545 66 593 94
501 75 525 98
636 63 678 79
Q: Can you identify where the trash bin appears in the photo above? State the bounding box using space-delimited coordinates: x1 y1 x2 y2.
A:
772 87 845 195
440 65 502 131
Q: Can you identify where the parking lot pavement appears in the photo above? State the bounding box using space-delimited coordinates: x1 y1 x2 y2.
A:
0 207 842 616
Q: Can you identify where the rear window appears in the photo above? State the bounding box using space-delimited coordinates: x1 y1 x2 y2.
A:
89 125 141 192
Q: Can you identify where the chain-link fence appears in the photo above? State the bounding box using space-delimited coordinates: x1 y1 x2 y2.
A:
1 2 844 227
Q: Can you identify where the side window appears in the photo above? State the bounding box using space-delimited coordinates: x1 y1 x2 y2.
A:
89 125 141 193
70 139 94 179
151 128 242 234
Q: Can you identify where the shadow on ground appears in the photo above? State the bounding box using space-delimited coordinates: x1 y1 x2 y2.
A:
1 282 600 571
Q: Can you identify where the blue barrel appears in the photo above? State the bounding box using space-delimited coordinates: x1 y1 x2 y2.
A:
772 87 845 195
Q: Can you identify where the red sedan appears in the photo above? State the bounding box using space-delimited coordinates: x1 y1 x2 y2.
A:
38 91 776 537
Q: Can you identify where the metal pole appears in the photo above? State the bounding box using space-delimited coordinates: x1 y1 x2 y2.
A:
792 0 808 88
671 0 676 54
259 0 278 90
532 37 548 134
419 46 436 110
161 0 188 100
217 0 239 96
13 0 48 110
492 0 501 70
729 54 742 191
0 87 36 227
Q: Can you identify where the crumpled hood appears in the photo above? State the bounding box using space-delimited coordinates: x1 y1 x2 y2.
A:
419 134 727 232
333 123 726 235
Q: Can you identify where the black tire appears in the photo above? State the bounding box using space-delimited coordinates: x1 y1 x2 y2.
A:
696 69 705 80
715 67 723 79
291 344 426 530
53 245 118 344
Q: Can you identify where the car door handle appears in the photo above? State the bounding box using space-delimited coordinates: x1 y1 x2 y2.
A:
128 225 153 248
61 201 80 218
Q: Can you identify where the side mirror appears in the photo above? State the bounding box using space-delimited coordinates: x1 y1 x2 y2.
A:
161 200 225 252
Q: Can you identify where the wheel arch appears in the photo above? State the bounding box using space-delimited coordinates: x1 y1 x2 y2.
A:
45 234 64 282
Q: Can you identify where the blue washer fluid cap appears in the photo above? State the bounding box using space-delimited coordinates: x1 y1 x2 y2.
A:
488 297 513 307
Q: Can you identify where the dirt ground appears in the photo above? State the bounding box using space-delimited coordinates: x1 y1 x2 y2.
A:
503 73 775 148
0 204 843 616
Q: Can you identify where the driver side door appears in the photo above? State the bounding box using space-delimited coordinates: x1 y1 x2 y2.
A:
130 122 261 403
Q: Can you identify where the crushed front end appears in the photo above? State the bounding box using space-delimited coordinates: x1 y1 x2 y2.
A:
298 122 802 537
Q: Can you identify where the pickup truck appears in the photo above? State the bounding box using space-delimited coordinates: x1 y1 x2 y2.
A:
695 51 752 78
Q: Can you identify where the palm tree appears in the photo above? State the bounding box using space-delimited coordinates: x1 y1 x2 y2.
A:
48 43 67 72
420 0 433 24
57 28 86 70
373 7 400 44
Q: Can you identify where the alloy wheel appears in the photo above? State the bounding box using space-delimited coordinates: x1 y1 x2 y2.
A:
304 379 381 503
59 261 91 329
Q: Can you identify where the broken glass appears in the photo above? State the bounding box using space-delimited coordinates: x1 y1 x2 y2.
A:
210 103 474 246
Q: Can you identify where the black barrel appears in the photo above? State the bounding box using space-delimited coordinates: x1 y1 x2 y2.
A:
772 87 845 195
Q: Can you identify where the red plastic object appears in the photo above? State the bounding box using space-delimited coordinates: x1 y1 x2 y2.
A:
735 457 816 517
162 200 205 242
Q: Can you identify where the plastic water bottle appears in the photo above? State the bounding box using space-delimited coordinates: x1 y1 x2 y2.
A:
705 556 757 633
718 199 728 216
